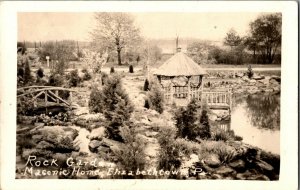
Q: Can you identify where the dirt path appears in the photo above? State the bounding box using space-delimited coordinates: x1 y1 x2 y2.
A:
122 72 161 169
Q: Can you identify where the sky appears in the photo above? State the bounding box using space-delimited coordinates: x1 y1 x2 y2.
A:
18 12 262 42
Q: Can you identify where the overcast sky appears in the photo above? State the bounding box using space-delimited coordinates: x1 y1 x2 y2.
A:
18 12 261 42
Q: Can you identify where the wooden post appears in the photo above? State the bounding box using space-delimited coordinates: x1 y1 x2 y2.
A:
45 90 48 114
187 76 191 102
55 90 59 103
46 56 50 68
69 92 73 103
170 84 174 104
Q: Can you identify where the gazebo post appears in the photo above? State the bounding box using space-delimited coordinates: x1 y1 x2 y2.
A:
170 76 174 104
187 76 191 102
200 75 204 100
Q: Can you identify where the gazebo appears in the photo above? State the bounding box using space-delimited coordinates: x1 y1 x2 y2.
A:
153 50 207 105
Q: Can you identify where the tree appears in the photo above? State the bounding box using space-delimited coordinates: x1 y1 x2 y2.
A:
113 125 147 176
187 41 214 64
249 13 281 64
224 29 242 48
223 29 247 65
23 58 32 85
175 99 200 140
91 13 141 65
244 36 258 64
199 109 211 139
38 41 77 75
100 74 133 140
147 82 164 114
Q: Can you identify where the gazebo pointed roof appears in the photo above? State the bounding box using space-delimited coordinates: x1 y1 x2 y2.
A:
153 52 207 77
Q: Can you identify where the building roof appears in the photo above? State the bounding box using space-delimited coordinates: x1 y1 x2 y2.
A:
153 52 207 76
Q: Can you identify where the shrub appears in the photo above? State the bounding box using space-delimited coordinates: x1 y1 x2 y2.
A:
101 72 108 85
212 130 232 141
110 67 115 74
81 68 92 81
17 42 27 54
157 126 182 173
17 96 35 115
198 141 236 164
17 67 24 85
129 65 134 73
136 55 140 63
246 64 254 78
112 125 147 175
48 73 64 87
143 79 150 91
36 67 44 78
66 69 81 87
199 109 211 139
89 74 133 141
17 67 24 78
88 86 105 113
234 135 243 141
23 58 32 85
147 82 164 114
175 99 200 140
144 98 150 109
175 138 202 156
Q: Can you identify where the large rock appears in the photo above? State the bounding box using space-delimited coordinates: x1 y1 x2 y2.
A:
252 74 265 80
235 72 244 78
258 78 270 86
247 174 270 180
31 134 44 144
255 160 274 172
229 159 246 172
203 154 221 168
88 140 102 153
144 131 158 138
89 127 106 140
73 106 89 116
31 126 79 152
215 166 236 176
242 76 250 82
270 75 281 82
52 153 69 166
36 140 55 150
270 78 280 85
34 122 45 128
19 116 35 125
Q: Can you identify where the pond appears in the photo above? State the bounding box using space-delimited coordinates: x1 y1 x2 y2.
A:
230 93 280 154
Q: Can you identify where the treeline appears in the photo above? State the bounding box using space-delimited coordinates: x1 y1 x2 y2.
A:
187 13 281 65
17 40 90 49
18 13 281 66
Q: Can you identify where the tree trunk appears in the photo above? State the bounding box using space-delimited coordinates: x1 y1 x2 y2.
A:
253 48 256 64
117 48 122 65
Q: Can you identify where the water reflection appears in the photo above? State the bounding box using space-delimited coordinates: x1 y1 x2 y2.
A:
230 93 280 154
232 93 280 130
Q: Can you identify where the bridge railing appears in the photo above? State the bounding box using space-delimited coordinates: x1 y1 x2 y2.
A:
17 86 77 107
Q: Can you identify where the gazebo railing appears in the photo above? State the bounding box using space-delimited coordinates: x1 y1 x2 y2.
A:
163 86 232 112
201 88 232 111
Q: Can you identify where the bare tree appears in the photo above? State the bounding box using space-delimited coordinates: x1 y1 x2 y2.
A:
91 13 141 65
